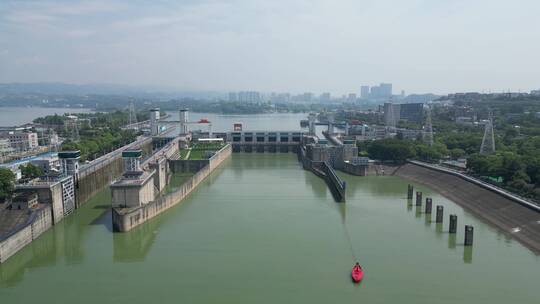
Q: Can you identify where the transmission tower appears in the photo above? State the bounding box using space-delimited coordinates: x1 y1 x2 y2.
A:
480 113 495 154
48 128 58 151
424 105 434 146
128 101 137 128
66 118 80 142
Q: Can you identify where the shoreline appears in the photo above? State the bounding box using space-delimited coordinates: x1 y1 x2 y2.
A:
394 163 540 255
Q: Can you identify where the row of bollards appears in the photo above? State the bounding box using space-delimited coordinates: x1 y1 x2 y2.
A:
407 184 474 246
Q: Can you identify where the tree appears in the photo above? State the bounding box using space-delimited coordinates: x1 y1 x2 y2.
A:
19 163 43 179
367 139 416 163
414 144 443 162
450 148 466 160
0 168 15 200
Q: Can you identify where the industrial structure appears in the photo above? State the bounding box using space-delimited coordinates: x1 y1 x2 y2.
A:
424 105 434 146
480 113 496 154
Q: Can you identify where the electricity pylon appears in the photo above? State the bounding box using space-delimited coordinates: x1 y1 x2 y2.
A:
480 113 495 154
128 101 138 128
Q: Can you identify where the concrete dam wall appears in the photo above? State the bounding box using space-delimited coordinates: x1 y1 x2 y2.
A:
76 138 152 207
299 146 346 202
112 144 232 232
0 206 52 263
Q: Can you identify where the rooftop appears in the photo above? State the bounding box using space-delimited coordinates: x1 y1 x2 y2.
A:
111 170 154 188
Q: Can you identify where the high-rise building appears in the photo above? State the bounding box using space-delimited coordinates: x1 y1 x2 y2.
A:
228 92 238 102
383 102 423 126
360 86 370 99
370 86 380 98
320 92 331 102
347 93 357 102
302 92 313 102
400 103 423 123
369 83 393 99
380 83 392 97
238 91 261 103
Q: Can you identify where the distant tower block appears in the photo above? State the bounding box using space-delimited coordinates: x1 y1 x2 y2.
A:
480 114 496 154
122 149 142 172
58 150 80 179
179 108 189 134
424 105 434 146
150 108 160 136
328 113 335 135
308 113 317 136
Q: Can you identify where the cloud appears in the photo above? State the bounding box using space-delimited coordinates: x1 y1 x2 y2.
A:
0 0 539 94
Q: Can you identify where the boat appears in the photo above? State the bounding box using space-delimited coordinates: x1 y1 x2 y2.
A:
351 263 364 283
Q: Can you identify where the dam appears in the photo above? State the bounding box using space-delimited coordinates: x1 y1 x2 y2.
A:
1 112 540 304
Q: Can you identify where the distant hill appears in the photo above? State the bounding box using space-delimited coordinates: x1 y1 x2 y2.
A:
402 93 441 103
0 82 224 99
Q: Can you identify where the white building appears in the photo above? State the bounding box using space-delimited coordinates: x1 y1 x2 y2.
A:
7 132 39 151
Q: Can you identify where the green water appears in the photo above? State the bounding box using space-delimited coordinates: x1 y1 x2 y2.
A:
1 154 539 303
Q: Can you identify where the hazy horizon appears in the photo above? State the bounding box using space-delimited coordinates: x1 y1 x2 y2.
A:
1 0 539 95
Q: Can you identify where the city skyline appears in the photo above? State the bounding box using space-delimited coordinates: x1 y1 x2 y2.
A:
1 0 539 95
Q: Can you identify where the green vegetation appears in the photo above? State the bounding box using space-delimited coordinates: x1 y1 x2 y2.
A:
187 142 226 160
164 172 194 194
19 163 43 179
36 110 142 162
0 168 15 200
358 138 448 164
355 95 540 201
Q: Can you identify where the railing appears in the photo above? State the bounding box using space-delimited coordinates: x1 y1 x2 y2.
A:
409 160 540 212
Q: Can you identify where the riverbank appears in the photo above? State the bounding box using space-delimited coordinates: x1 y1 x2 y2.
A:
394 163 540 255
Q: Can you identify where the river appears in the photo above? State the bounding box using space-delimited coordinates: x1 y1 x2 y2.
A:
0 107 94 126
1 113 539 303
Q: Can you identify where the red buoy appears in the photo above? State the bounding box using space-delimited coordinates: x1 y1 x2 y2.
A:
351 263 364 283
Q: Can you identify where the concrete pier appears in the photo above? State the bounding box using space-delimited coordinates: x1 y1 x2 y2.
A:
416 192 422 206
449 215 458 234
465 225 474 246
436 205 444 223
407 184 414 199
425 198 432 214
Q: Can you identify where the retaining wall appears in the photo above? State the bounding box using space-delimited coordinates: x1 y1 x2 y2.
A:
395 162 540 254
299 146 346 202
0 206 52 263
76 138 152 207
112 144 232 232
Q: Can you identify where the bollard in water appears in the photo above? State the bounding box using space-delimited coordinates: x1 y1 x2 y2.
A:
416 191 423 206
407 185 413 199
425 198 432 214
449 215 458 234
435 205 444 223
464 225 474 246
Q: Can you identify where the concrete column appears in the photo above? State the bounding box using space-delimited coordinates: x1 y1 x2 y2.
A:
464 225 474 246
407 185 413 199
425 198 432 214
415 191 422 206
435 205 443 223
449 215 458 234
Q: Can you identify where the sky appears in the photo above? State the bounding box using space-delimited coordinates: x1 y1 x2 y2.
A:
0 0 539 95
